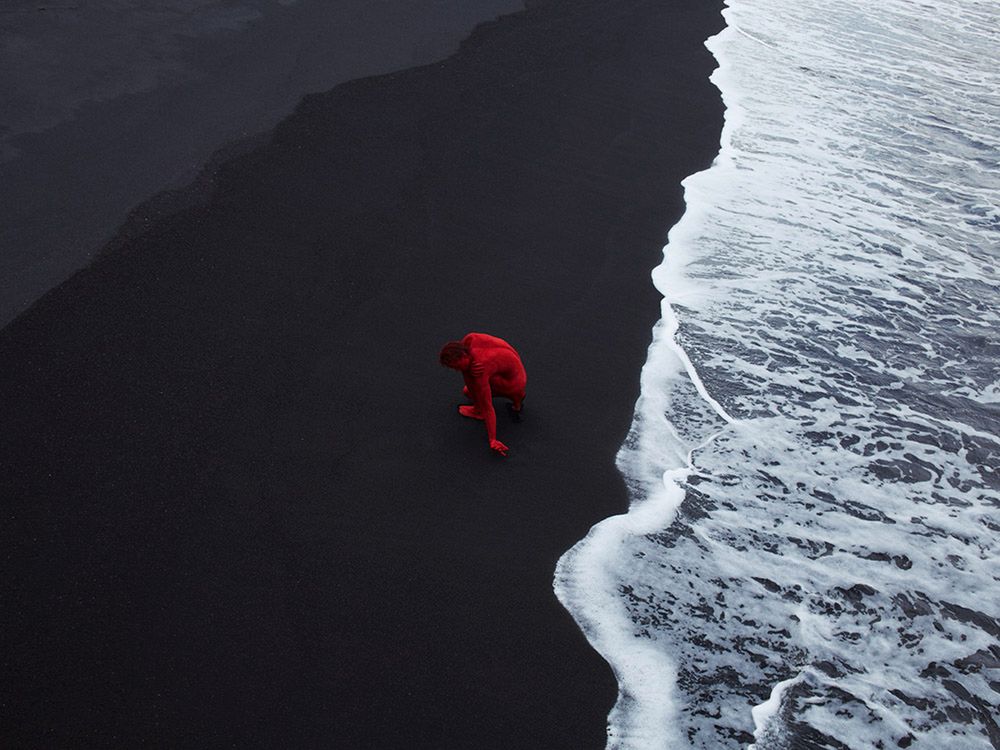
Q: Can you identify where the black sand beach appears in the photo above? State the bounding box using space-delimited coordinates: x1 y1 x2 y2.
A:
0 0 521 326
1 1 724 747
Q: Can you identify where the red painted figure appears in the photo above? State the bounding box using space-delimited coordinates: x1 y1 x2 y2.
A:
439 332 527 457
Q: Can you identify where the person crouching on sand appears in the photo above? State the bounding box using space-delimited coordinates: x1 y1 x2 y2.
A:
439 332 527 457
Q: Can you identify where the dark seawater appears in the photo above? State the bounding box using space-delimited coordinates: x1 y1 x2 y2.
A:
556 0 1000 747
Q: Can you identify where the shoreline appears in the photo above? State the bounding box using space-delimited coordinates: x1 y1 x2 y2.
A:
0 1 725 746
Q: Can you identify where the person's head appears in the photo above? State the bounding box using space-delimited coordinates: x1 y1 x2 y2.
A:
439 341 471 371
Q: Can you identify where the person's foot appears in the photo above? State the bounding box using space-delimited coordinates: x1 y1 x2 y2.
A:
459 405 485 420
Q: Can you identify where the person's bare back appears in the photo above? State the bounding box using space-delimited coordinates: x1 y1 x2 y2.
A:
440 332 527 456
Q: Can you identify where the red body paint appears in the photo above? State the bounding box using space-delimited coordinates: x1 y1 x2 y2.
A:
440 332 527 457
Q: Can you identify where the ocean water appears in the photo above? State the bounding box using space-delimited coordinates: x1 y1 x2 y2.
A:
556 0 999 748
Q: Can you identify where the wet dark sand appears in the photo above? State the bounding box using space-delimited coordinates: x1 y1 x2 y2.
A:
0 1 724 746
0 0 521 326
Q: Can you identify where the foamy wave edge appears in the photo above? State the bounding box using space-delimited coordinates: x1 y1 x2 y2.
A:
552 14 743 749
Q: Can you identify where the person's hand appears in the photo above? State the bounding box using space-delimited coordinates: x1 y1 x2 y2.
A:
490 439 509 457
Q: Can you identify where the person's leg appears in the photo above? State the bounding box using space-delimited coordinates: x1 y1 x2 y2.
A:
511 388 525 412
492 376 525 416
459 385 484 419
459 404 485 420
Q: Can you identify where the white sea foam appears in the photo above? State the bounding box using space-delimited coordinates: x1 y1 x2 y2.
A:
748 671 806 749
554 313 728 749
556 0 1000 747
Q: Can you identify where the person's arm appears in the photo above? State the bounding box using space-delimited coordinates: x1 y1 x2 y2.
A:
469 366 507 456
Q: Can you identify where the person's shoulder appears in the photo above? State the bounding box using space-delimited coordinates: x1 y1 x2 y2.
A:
464 332 511 350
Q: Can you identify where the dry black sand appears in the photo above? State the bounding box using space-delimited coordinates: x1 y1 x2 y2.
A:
1 1 724 746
